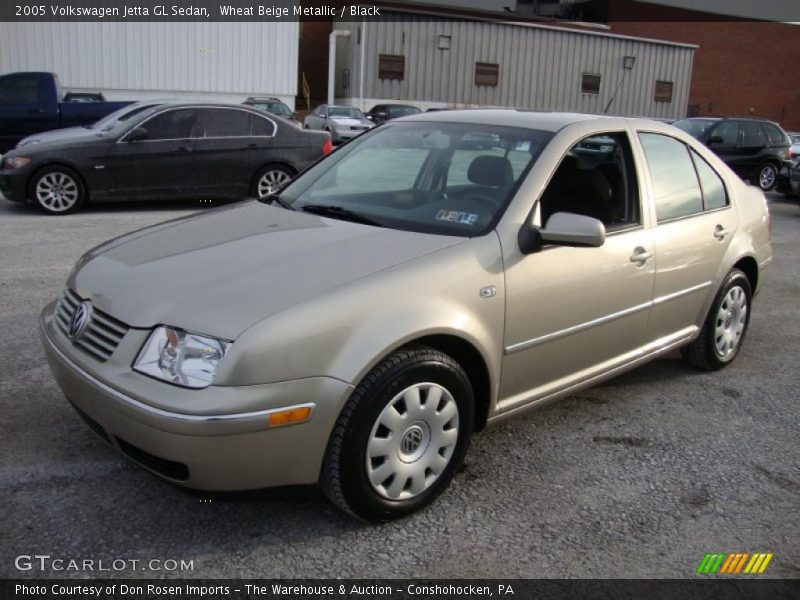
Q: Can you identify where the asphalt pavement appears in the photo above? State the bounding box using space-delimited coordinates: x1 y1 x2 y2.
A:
0 193 798 579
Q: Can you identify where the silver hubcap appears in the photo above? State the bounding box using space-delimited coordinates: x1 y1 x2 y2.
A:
759 165 776 190
36 172 79 212
366 382 459 501
714 285 747 360
256 170 291 197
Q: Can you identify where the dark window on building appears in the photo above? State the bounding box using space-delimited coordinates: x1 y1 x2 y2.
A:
475 63 499 87
581 73 601 95
654 80 673 103
378 55 405 81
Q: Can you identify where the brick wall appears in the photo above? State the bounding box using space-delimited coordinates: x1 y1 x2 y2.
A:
607 0 800 130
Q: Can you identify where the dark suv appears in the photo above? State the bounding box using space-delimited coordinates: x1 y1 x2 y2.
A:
673 117 790 191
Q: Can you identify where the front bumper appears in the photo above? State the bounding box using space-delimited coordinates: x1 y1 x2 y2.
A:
40 304 353 491
0 168 29 202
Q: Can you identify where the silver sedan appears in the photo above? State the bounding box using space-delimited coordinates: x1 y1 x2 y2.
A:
303 104 374 143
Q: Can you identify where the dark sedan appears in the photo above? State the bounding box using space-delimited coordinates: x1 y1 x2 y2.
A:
0 103 332 214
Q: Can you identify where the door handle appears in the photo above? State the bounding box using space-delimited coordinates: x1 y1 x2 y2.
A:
630 247 652 265
247 143 258 149
714 225 729 241
26 108 44 114
176 146 192 154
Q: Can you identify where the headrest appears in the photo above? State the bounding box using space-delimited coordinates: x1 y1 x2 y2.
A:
467 155 513 188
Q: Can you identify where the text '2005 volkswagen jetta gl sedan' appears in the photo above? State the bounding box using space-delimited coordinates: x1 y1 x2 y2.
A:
40 110 772 521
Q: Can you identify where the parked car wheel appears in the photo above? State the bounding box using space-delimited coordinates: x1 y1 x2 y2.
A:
320 346 474 521
252 164 294 198
31 166 86 215
757 162 778 191
682 269 752 371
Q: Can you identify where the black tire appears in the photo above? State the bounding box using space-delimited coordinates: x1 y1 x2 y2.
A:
30 165 86 215
320 345 474 522
681 269 752 371
757 162 778 192
250 164 295 198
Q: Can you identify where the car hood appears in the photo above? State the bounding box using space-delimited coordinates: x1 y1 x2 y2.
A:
8 133 112 156
69 201 463 339
17 126 95 147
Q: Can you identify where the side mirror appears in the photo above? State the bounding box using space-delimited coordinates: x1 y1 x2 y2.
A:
707 135 724 145
518 212 605 254
126 127 148 143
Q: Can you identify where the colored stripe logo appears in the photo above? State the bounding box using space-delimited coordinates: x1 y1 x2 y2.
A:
697 552 773 574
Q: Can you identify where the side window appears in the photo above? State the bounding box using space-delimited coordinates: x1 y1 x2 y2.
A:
762 123 787 146
141 109 196 140
250 114 274 136
741 121 765 147
0 74 41 104
710 121 739 145
639 133 703 222
539 132 639 229
200 109 251 138
690 149 728 210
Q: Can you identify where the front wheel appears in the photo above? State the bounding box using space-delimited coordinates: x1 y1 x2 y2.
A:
757 163 777 192
251 165 294 198
681 269 752 370
31 166 86 214
320 346 474 521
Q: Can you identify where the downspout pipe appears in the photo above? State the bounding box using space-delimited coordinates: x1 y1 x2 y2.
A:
328 29 351 105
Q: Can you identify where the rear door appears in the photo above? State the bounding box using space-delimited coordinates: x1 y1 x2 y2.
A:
637 131 738 343
738 121 768 178
191 107 276 198
106 108 197 199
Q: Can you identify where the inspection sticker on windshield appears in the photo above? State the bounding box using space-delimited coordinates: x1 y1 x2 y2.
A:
436 210 478 225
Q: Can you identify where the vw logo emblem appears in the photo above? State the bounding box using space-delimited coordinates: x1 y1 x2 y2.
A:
69 301 92 340
400 426 424 455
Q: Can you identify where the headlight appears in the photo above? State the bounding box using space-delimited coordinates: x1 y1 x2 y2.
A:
133 326 230 389
3 156 31 169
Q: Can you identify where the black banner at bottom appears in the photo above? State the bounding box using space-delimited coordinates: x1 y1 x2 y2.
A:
2 579 799 600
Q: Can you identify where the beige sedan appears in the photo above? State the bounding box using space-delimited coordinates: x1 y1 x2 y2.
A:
40 111 772 521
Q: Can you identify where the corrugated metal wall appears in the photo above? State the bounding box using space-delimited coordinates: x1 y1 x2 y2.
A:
336 12 695 120
0 22 298 104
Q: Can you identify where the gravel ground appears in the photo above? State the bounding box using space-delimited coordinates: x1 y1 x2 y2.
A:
0 193 797 579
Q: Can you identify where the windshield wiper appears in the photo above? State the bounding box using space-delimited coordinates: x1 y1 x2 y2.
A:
300 204 383 227
257 194 295 210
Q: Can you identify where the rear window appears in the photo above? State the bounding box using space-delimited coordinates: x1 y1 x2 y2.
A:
762 123 788 146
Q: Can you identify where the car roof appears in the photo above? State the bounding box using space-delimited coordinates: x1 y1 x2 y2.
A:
402 109 646 132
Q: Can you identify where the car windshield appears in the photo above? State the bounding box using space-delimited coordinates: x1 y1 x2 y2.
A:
673 118 719 139
252 102 292 116
329 107 364 119
90 103 160 132
280 121 553 236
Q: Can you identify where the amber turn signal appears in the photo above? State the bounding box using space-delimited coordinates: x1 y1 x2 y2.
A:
268 406 312 427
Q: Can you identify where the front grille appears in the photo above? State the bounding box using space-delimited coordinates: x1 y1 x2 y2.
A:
116 437 190 481
54 288 129 362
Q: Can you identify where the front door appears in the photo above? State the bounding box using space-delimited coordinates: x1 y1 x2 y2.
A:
499 131 655 411
106 108 198 199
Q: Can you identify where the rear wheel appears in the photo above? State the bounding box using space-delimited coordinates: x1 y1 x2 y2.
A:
31 166 86 215
251 165 294 198
320 346 473 521
682 269 752 370
757 162 777 191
